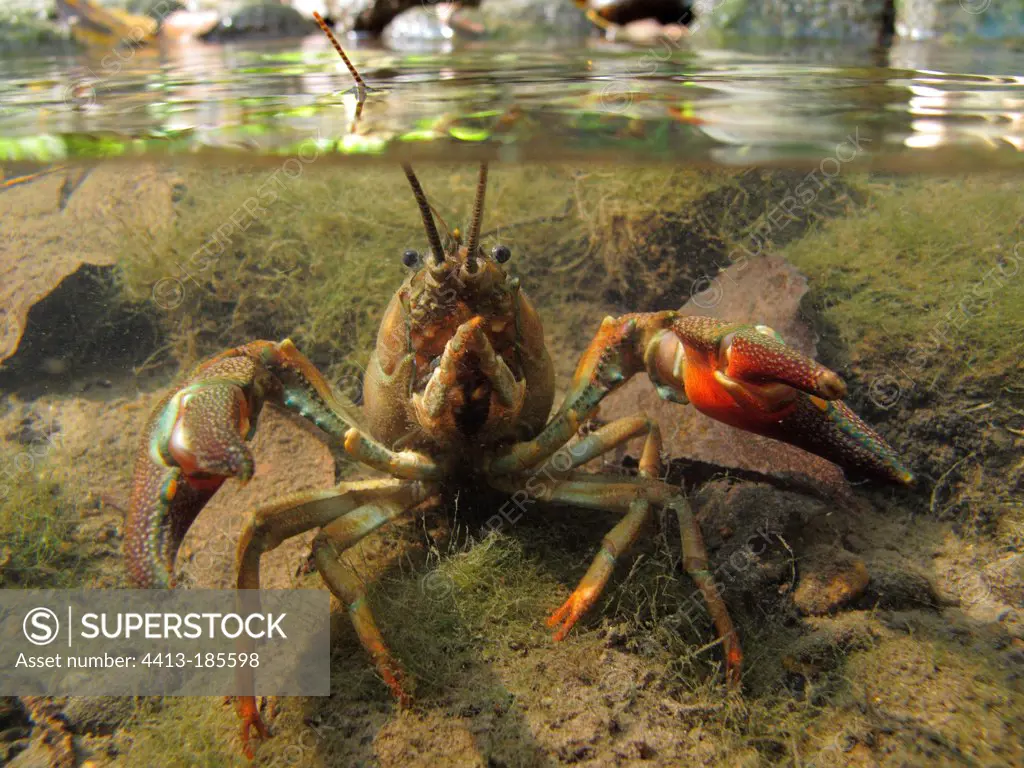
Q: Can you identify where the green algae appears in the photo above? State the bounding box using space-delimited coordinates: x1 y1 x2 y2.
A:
0 441 82 588
122 697 245 768
779 175 1024 390
371 532 564 692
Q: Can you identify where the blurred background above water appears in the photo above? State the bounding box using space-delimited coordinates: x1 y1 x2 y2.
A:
0 0 1021 169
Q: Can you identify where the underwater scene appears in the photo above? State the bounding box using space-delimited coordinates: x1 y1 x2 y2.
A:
1 1 1022 766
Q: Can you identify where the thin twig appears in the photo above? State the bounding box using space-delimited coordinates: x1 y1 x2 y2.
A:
930 452 976 516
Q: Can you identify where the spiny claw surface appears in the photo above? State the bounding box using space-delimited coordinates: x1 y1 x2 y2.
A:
714 323 846 400
553 312 911 485
166 382 256 481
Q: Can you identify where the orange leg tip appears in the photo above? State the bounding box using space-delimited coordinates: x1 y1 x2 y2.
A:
546 598 571 627
377 662 412 706
546 590 595 640
385 678 410 705
724 644 743 688
545 603 569 628
240 718 269 760
236 696 270 759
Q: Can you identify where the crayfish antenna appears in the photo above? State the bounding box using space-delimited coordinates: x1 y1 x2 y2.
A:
402 164 446 265
313 11 369 120
464 162 488 269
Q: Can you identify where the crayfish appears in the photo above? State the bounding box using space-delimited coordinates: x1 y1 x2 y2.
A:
124 17 912 757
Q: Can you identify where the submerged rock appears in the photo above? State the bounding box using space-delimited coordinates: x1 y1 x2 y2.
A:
794 547 870 615
691 479 834 603
0 165 177 371
858 551 941 611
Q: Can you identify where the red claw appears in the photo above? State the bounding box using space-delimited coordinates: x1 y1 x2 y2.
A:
646 315 914 485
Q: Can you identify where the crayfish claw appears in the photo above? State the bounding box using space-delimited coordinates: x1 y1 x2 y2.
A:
126 350 272 588
715 324 847 400
641 315 914 485
167 381 257 482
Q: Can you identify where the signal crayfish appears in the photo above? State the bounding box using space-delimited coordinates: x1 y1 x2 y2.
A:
123 20 914 760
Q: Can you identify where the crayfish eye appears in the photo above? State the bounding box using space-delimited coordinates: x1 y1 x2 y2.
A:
402 249 421 268
491 244 511 263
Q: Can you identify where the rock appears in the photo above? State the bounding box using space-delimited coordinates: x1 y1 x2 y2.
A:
477 0 593 39
60 697 137 736
794 547 870 615
348 0 485 36
782 615 875 678
329 0 375 31
199 1 317 41
690 480 836 604
689 0 1024 43
0 165 178 367
895 0 1024 42
0 264 161 393
382 5 451 44
382 4 485 47
862 551 942 611
690 0 889 44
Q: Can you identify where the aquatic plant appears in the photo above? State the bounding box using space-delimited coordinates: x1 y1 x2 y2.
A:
781 175 1024 390
114 163 737 386
0 442 81 588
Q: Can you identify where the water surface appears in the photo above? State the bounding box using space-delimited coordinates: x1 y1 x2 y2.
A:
0 35 1022 170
